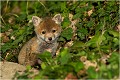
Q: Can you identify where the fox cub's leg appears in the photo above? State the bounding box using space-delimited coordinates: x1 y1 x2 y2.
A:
51 43 58 56
18 37 38 66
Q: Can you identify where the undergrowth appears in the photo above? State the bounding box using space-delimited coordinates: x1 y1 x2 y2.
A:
1 1 119 79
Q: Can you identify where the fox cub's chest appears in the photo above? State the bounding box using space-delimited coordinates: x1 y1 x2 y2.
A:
40 42 55 49
38 42 57 54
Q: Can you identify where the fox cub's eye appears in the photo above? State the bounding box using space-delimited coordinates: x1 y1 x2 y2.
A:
52 30 56 33
41 31 46 34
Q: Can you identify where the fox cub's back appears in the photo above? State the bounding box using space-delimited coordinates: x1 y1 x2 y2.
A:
18 14 62 66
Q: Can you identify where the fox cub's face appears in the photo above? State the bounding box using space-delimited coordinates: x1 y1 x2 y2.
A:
32 14 62 43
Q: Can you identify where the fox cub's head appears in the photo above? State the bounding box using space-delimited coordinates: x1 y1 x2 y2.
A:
32 14 62 43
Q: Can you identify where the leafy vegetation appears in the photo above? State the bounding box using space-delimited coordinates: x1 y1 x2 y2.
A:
1 1 119 79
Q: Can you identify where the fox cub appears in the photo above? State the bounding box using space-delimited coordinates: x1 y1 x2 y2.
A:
18 14 62 66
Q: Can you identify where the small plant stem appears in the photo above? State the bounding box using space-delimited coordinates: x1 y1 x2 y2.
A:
0 16 6 25
26 1 28 15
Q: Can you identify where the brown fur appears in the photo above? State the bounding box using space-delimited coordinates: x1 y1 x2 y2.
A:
35 17 61 34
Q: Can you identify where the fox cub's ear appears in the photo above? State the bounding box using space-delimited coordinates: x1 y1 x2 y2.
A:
32 16 42 27
52 14 62 25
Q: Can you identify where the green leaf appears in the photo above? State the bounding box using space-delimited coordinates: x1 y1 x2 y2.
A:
70 62 84 72
12 35 24 45
1 42 13 53
108 30 119 37
38 51 52 61
87 20 94 28
41 62 46 70
60 2 67 12
86 31 106 47
108 52 119 63
61 17 71 29
87 66 98 79
17 14 27 21
77 28 88 35
26 65 32 71
77 28 88 40
77 32 85 40
76 51 86 56
113 38 119 47
27 14 36 21
72 41 85 48
1 24 11 32
58 36 65 42
61 28 73 40
95 22 103 33
73 12 82 19
59 48 71 65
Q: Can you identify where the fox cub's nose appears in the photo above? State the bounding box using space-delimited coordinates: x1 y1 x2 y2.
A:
48 37 52 41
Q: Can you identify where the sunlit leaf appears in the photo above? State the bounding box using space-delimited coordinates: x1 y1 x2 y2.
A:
59 48 71 65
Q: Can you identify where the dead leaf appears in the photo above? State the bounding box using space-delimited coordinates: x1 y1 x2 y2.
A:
0 33 9 42
99 53 111 64
5 31 11 36
12 6 21 14
116 25 120 32
69 13 73 21
65 73 77 80
77 69 86 77
83 60 97 69
80 56 87 62
64 41 73 48
8 16 15 24
11 36 16 40
88 10 93 16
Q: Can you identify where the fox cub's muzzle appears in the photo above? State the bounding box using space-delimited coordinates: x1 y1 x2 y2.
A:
45 33 57 43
